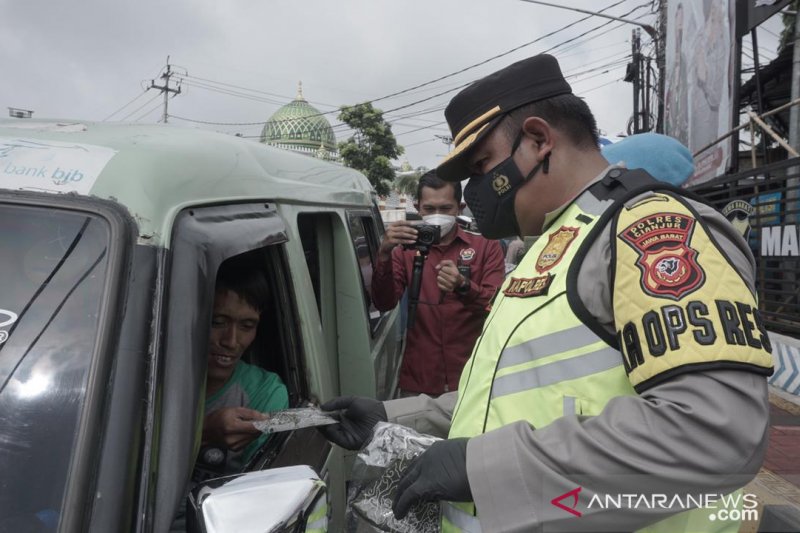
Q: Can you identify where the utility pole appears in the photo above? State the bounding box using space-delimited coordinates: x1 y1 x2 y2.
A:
150 56 182 123
751 27 770 166
633 29 641 133
656 0 667 133
790 8 800 155
625 29 648 134
788 8 800 223
434 134 453 152
644 54 652 132
520 0 660 133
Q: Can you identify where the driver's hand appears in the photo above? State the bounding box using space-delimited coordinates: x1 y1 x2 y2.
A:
378 221 418 261
202 406 268 451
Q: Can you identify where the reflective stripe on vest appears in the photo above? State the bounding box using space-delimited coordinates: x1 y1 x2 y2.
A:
442 502 482 533
492 345 622 399
496 323 601 370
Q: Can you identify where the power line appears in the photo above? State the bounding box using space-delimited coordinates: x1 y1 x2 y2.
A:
180 51 630 135
133 101 166 122
562 50 632 76
172 2 651 135
377 56 631 138
274 52 629 141
181 74 301 100
332 52 633 134
557 17 644 55
177 77 452 132
394 121 449 137
103 90 150 121
357 0 632 104
567 56 631 80
759 25 781 39
557 39 628 60
539 4 653 56
179 79 290 106
581 77 625 94
172 0 647 129
403 138 440 148
520 0 657 38
179 77 339 109
118 92 163 122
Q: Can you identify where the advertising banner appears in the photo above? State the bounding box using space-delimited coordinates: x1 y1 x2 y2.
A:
0 136 117 195
665 0 735 186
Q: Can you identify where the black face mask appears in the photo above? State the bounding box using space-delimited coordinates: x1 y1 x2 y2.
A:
463 131 545 239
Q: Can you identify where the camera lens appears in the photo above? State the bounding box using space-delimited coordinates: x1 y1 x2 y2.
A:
418 226 435 245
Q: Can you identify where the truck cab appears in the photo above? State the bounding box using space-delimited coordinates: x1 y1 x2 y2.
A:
0 120 403 532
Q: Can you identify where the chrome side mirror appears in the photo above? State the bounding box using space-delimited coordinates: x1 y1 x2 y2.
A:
188 465 327 533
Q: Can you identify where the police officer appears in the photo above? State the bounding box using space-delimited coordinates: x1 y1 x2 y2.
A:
322 54 773 532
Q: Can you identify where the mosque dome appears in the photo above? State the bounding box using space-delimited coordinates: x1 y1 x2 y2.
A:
260 82 338 160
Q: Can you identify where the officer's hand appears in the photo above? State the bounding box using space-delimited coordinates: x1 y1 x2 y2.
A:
435 260 466 293
202 407 267 451
318 396 387 450
378 222 418 260
392 438 472 519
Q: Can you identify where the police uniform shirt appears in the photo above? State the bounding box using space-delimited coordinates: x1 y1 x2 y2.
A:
384 166 771 532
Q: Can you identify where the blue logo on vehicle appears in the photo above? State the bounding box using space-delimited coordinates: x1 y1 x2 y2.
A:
0 308 18 344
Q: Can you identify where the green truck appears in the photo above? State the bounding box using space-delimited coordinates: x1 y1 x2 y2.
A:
0 120 403 532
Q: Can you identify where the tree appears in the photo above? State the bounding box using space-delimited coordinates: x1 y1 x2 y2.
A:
779 0 799 52
394 172 421 197
338 103 404 196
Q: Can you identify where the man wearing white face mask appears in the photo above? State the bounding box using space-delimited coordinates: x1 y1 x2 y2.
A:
372 170 505 397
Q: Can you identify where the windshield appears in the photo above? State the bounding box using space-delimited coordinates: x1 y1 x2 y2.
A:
0 203 110 530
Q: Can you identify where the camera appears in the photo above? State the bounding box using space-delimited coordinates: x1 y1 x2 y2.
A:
402 223 441 250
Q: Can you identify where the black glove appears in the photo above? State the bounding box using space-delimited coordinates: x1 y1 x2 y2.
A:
392 437 472 519
318 396 387 450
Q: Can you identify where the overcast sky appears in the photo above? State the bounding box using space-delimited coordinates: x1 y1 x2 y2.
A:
1 0 784 171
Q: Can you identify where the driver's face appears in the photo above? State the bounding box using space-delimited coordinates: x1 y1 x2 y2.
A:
207 289 260 385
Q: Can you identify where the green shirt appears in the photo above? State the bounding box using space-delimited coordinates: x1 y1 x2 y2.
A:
205 361 289 471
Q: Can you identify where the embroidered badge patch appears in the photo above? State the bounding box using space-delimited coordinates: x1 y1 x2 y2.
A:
503 273 554 298
619 212 705 300
492 173 511 195
460 247 476 262
721 199 754 241
536 226 579 273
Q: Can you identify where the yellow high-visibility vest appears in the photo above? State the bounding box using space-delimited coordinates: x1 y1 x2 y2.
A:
442 175 771 533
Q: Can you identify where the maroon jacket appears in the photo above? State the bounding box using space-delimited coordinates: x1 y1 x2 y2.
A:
371 228 505 395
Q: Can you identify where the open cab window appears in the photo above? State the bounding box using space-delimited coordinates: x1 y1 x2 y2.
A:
158 203 332 531
346 211 386 333
192 246 316 481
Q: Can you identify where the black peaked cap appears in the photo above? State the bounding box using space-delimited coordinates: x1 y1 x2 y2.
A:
437 54 572 181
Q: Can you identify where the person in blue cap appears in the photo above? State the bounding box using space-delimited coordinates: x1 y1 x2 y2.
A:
601 132 694 187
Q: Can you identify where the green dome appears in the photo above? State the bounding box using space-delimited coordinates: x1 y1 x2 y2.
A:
261 83 337 156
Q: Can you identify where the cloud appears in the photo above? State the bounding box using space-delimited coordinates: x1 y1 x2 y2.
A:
2 0 673 170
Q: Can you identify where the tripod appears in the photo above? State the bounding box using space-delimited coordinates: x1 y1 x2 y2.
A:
406 246 430 330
